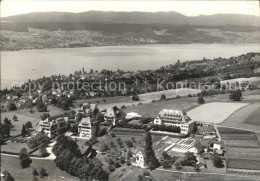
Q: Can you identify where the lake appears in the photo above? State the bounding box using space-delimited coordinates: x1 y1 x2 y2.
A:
1 44 259 89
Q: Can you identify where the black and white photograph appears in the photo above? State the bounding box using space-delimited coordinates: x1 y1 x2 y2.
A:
0 1 260 180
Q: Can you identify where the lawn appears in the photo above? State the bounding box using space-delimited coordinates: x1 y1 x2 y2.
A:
1 155 75 181
1 105 65 136
187 102 249 124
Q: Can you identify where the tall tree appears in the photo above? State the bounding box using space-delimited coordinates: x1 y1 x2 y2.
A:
19 148 31 168
144 132 160 169
21 124 28 137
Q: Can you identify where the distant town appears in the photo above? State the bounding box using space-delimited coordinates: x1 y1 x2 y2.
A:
1 52 260 181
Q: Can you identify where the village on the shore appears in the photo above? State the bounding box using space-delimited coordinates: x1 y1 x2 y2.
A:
1 53 260 181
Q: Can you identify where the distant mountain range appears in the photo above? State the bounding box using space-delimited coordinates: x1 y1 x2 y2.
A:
2 11 260 27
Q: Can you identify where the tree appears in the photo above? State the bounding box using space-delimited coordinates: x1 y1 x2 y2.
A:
2 171 14 181
127 150 133 159
27 132 49 149
162 151 169 160
125 140 133 148
197 95 205 104
212 154 224 168
70 124 78 135
1 123 10 138
13 114 18 121
19 148 31 168
230 89 242 101
160 94 166 100
180 152 197 166
32 168 39 176
39 147 49 157
39 168 48 178
3 118 12 127
21 124 28 137
25 121 32 130
98 128 107 137
36 98 47 112
8 102 17 111
144 132 160 169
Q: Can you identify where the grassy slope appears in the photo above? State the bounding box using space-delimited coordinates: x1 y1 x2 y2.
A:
1 155 75 181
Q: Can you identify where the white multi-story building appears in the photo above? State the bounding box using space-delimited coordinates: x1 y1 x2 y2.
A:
154 109 195 134
78 117 92 139
36 115 66 137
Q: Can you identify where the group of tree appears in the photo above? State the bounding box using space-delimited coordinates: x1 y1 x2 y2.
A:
19 148 32 168
161 151 176 169
151 124 180 133
230 89 242 101
36 97 48 112
32 168 48 178
21 121 32 137
144 132 160 169
52 135 109 180
27 132 49 149
180 152 197 167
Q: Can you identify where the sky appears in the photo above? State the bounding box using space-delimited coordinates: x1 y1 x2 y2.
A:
1 0 260 17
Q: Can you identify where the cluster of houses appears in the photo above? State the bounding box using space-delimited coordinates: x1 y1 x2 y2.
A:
34 103 224 170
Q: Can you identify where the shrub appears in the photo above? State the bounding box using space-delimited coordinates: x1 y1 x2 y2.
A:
160 94 166 100
8 103 17 111
212 154 224 168
197 96 205 104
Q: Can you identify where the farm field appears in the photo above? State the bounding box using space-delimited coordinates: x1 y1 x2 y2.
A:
221 102 260 132
148 169 257 181
217 127 259 147
1 155 75 181
124 96 199 117
187 102 249 124
228 159 260 170
244 106 260 126
138 88 201 101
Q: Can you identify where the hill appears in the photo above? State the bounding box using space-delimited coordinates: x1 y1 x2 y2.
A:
2 11 260 27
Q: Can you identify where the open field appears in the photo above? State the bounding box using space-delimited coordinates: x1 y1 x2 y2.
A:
221 102 260 132
139 89 201 101
244 106 260 126
187 102 249 124
1 105 65 136
1 155 75 181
